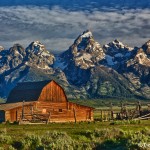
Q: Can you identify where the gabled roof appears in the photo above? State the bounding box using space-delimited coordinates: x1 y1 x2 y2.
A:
0 101 35 111
7 80 52 103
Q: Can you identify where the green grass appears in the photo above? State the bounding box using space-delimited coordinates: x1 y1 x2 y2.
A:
0 120 150 140
0 99 150 149
0 120 150 149
69 99 150 109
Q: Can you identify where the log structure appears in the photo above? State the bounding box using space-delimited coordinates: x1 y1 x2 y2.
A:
0 80 94 123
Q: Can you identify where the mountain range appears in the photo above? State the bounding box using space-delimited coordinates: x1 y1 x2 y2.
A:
0 30 150 101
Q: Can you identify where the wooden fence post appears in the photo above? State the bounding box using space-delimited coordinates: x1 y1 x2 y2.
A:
100 110 103 121
47 112 51 124
110 102 114 120
73 108 77 123
22 100 25 120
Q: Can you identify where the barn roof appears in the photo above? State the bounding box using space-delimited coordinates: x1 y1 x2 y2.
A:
0 101 35 111
7 80 52 103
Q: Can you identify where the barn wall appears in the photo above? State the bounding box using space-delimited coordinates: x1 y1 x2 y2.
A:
5 111 11 122
38 81 67 102
35 101 94 122
3 101 94 123
5 109 19 122
5 105 34 122
68 102 94 122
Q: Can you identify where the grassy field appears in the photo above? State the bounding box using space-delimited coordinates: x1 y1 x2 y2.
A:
0 120 150 149
0 120 150 138
69 99 150 109
72 99 150 121
0 99 150 149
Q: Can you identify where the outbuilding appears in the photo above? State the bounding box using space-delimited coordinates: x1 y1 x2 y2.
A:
0 80 94 124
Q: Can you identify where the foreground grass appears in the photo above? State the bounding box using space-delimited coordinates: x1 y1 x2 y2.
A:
0 120 150 149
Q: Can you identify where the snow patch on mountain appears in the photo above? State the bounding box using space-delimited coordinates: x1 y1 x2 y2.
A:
81 30 93 38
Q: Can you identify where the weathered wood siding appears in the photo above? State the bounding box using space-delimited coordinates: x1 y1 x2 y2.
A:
38 81 67 102
2 80 94 123
5 105 32 122
5 101 94 123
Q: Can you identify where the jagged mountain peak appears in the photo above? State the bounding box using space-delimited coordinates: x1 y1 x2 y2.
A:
0 46 4 51
143 40 150 46
33 40 42 45
142 40 150 55
61 30 105 70
72 30 95 53
133 48 150 66
74 30 104 54
102 39 134 68
0 32 150 100
104 39 133 52
9 44 25 56
26 40 46 54
80 30 93 38
0 44 25 72
25 41 55 69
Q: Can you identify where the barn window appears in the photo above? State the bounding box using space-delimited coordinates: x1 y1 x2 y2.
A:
42 109 47 114
59 109 62 112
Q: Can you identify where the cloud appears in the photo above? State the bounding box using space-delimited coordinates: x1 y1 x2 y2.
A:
0 6 150 52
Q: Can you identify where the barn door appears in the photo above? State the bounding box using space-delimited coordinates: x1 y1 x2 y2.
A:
10 110 16 122
86 110 91 120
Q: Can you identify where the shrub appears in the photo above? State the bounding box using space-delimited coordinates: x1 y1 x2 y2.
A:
95 128 150 150
0 134 12 144
110 120 141 125
41 131 76 150
0 128 7 134
22 134 42 150
8 145 16 150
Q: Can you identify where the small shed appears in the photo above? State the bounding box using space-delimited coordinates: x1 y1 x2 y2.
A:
0 80 94 123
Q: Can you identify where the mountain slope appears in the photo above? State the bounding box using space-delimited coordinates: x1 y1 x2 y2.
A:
0 31 150 100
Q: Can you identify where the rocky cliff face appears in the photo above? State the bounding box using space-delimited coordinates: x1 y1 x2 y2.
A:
60 30 105 86
0 41 55 97
25 41 55 69
61 30 105 69
0 31 150 100
123 42 150 99
103 39 134 69
0 41 86 99
142 40 150 56
58 31 150 99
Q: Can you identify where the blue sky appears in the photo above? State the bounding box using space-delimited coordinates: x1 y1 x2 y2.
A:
0 0 150 52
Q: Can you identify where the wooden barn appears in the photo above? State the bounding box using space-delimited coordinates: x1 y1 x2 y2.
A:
0 80 94 124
